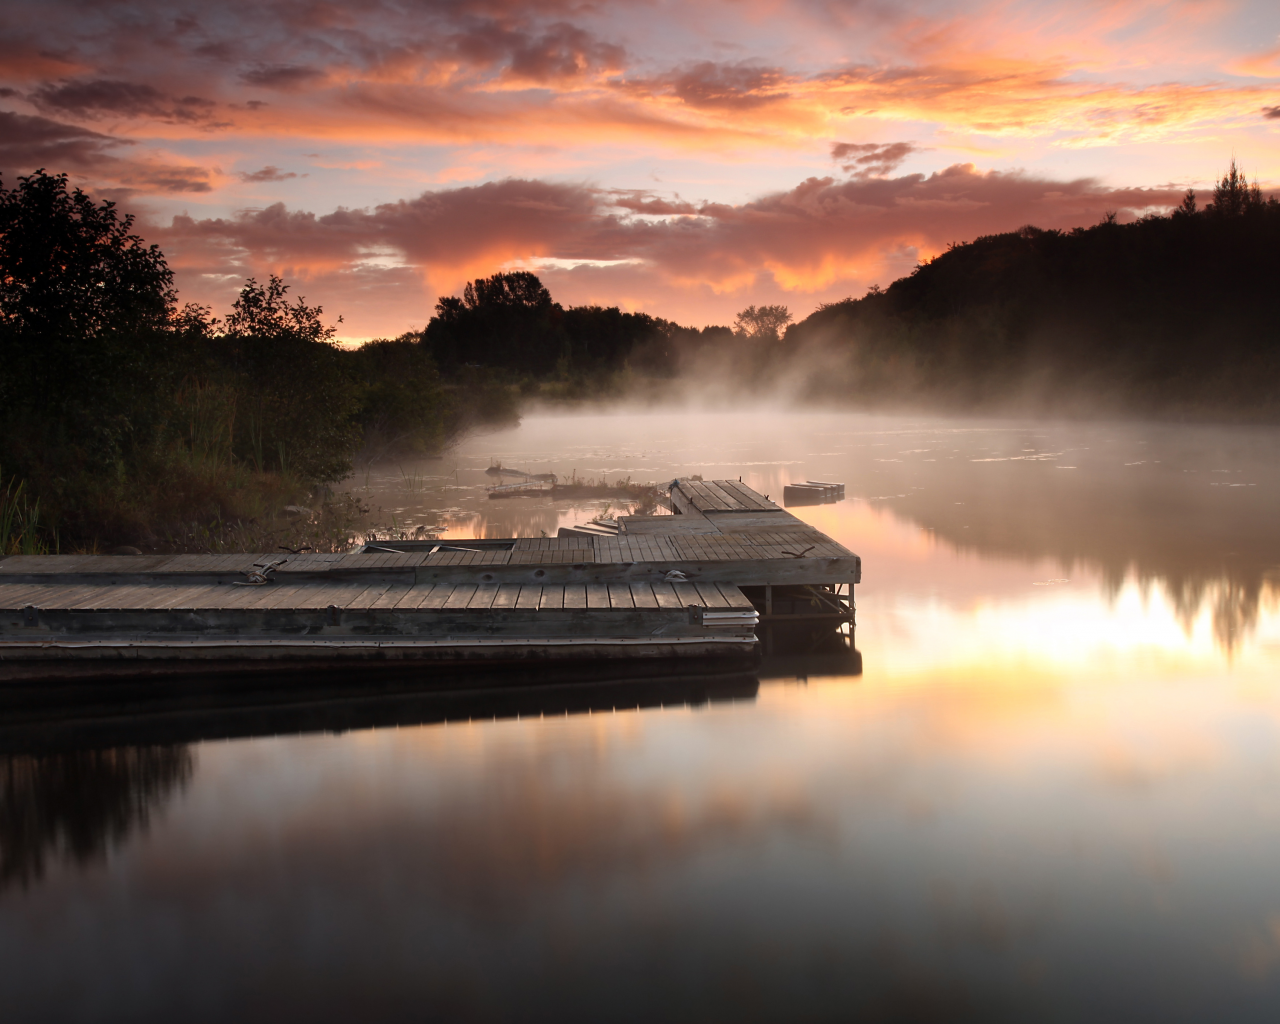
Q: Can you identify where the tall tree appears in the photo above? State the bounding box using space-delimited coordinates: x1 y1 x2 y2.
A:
1208 158 1263 218
0 170 177 458
734 304 792 343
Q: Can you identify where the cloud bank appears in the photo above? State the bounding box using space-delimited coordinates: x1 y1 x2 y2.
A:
158 165 1184 337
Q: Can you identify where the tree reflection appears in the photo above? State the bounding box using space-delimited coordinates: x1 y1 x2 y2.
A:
855 422 1280 655
0 746 193 889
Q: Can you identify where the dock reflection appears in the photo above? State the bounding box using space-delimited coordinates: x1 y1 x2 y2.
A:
0 666 762 756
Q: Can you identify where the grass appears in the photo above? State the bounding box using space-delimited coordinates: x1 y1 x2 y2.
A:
0 471 56 555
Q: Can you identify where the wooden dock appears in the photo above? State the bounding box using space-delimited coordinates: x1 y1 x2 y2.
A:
0 480 859 680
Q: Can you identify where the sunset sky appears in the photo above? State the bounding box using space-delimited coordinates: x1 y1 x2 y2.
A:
3 0 1279 340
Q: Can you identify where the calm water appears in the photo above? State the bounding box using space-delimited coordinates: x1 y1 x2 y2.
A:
4 410 1280 1022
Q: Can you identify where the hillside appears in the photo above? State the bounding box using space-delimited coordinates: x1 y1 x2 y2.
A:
781 167 1280 417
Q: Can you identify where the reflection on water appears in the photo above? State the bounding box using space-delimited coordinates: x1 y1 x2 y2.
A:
362 412 1280 656
5 412 1280 1021
0 746 193 889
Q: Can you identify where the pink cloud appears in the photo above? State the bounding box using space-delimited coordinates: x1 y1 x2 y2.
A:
156 165 1186 337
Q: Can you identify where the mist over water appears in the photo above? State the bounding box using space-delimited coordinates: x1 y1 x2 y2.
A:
4 410 1280 1021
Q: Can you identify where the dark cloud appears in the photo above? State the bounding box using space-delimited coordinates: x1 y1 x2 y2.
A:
669 62 790 110
239 166 298 182
0 110 129 172
0 110 212 193
831 141 917 177
1264 106 1280 119
607 190 699 215
240 64 325 89
160 166 1187 292
507 22 625 81
31 79 219 124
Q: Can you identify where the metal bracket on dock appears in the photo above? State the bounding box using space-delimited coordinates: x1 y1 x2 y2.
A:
687 605 760 629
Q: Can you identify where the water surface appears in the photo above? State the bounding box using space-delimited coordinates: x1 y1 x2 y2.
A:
4 411 1280 1022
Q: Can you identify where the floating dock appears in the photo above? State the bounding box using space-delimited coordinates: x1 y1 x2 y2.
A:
0 480 858 680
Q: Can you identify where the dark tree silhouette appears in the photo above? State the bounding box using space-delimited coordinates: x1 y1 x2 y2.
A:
1208 158 1263 218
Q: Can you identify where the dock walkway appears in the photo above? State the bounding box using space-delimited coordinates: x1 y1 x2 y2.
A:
0 480 858 678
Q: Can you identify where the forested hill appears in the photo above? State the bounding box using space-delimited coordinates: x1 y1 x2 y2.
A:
781 166 1280 417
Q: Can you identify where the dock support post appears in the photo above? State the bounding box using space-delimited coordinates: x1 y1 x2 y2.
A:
764 585 773 654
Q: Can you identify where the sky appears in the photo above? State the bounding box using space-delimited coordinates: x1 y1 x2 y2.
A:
3 0 1279 341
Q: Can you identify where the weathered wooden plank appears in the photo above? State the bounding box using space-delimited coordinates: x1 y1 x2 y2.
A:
490 585 522 609
629 583 659 609
672 582 702 607
684 480 732 512
0 582 68 607
702 481 746 511
368 584 413 609
694 582 733 609
70 583 155 610
607 583 634 609
250 582 313 611
394 584 439 610
718 479 777 511
417 585 456 609
515 585 542 610
586 583 610 609
286 582 359 610
467 584 500 610
538 586 564 610
717 582 753 609
443 584 478 609
562 584 587 609
653 583 684 610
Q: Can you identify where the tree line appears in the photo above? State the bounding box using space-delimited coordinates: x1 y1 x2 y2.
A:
776 160 1280 415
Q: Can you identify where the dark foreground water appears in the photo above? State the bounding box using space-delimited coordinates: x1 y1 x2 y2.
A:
4 411 1280 1022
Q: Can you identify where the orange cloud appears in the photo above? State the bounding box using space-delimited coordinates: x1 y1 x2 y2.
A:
156 165 1186 336
3 0 1276 180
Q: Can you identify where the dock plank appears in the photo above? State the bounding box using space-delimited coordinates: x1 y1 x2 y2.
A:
586 583 610 609
607 583 634 609
467 584 500 610
717 582 752 609
562 585 586 609
538 586 564 610
395 584 439 610
629 583 659 609
702 481 746 511
672 582 702 607
652 583 684 610
443 584 478 609
368 585 413 609
694 583 732 609
417 585 456 609
515 586 542 610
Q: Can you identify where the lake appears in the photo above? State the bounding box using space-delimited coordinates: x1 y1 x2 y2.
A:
4 409 1280 1022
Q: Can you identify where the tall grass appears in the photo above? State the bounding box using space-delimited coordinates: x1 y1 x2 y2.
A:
0 471 56 555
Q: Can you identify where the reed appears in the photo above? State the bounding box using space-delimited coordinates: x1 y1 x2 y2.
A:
0 471 56 555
